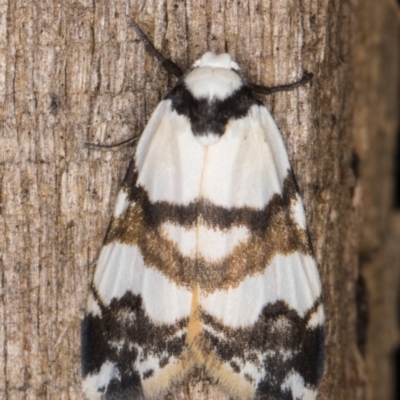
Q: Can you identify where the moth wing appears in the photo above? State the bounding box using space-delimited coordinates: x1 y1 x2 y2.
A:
194 105 325 400
81 100 203 399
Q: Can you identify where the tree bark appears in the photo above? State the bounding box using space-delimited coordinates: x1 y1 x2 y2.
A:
0 1 398 400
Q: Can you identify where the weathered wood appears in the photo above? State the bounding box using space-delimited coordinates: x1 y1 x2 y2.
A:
0 1 398 399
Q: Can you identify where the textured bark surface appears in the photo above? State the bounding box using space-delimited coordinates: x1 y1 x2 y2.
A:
0 1 398 400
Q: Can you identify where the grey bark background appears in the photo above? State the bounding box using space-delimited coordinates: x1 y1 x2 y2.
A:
0 1 399 399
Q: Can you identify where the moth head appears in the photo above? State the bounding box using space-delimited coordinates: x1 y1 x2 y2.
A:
184 52 243 103
192 52 240 71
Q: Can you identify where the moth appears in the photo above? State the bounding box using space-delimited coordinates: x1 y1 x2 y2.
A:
81 21 325 400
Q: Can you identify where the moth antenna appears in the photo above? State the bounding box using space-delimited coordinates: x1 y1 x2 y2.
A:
85 136 139 151
250 72 313 95
130 20 184 78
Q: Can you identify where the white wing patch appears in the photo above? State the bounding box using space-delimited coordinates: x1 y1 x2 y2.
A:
307 304 325 328
113 190 131 217
197 225 250 260
86 293 101 317
161 223 197 257
291 194 308 230
200 253 321 328
94 242 192 324
161 222 250 261
199 107 291 209
135 104 291 210
136 102 206 205
281 371 319 400
82 361 120 400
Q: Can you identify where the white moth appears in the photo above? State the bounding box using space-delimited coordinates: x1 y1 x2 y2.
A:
82 21 325 400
